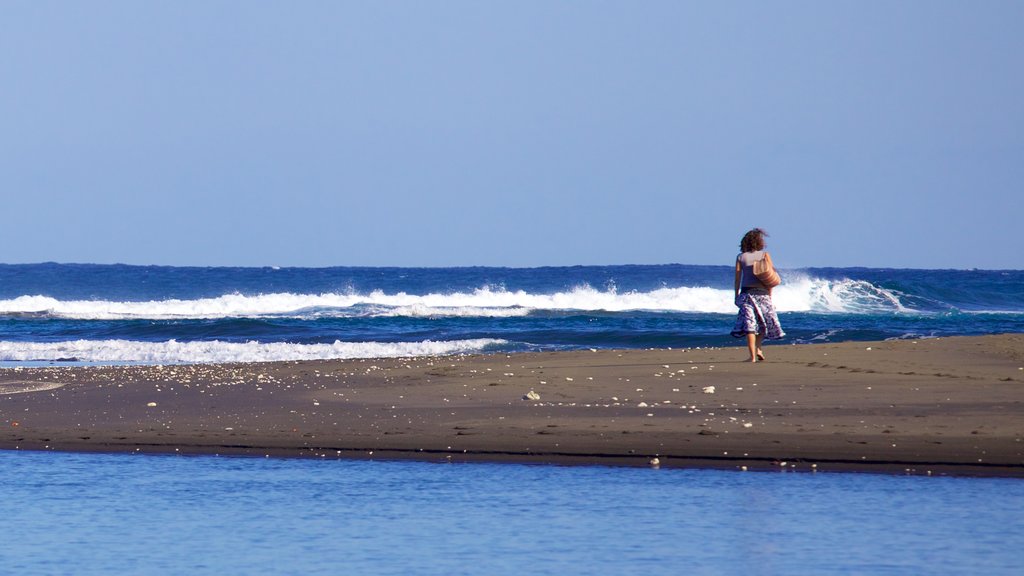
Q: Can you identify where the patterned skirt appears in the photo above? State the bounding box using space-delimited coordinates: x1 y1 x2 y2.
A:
731 292 785 340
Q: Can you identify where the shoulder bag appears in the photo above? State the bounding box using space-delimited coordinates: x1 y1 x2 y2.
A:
753 251 781 288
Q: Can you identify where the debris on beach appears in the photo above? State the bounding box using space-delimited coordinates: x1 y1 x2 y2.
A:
523 390 541 401
702 386 716 394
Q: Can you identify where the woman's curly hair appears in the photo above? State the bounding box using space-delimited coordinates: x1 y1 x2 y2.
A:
740 228 768 253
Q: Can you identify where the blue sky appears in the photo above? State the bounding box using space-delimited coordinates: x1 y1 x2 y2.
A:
1 1 1021 269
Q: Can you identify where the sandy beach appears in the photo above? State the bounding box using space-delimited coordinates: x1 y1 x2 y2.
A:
1 334 1022 476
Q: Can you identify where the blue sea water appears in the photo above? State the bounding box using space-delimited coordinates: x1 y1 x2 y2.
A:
1 451 1021 576
1 263 1022 364
2 264 1023 573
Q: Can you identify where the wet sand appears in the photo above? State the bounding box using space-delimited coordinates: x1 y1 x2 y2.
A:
2 335 1022 476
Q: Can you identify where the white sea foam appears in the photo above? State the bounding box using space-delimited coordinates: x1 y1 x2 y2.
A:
771 275 910 314
0 277 911 320
0 338 507 364
367 304 534 318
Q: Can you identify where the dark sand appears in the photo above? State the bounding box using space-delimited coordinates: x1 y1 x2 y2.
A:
2 335 1022 476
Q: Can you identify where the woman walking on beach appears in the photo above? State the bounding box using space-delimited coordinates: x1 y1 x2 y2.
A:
731 228 785 362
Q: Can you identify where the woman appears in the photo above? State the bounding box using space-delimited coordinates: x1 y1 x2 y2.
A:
731 228 785 362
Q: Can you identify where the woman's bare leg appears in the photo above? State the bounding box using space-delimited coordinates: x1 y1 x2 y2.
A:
746 333 758 362
756 333 765 361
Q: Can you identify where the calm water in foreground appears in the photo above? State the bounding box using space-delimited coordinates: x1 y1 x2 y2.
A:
1 451 1021 575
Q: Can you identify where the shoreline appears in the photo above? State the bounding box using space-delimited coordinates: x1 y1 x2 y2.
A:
2 335 1022 477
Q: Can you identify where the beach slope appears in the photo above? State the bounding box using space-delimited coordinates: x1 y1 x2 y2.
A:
2 335 1022 476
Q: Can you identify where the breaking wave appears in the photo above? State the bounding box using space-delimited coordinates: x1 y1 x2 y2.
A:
0 338 507 364
0 277 918 320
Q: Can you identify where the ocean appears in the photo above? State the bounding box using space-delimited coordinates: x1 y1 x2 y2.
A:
2 263 1023 574
0 263 1022 365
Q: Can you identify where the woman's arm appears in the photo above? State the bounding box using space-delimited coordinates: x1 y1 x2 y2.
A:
734 259 742 300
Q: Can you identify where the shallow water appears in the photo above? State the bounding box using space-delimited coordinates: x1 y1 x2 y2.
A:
1 451 1021 575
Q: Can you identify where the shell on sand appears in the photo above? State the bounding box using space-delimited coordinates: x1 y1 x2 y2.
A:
0 381 66 395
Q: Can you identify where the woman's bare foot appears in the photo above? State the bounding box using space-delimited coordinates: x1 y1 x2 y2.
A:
756 350 766 362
